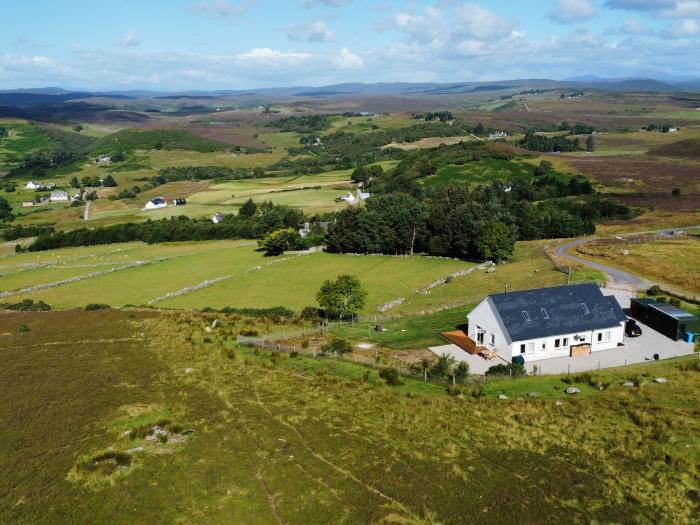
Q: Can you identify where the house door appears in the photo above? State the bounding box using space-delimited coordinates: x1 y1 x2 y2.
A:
476 327 485 345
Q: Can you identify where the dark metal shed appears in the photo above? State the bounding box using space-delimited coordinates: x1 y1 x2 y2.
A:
630 298 699 341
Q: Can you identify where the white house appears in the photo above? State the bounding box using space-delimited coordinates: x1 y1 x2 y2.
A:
212 212 223 224
144 197 167 210
96 155 111 165
466 284 627 363
489 131 507 140
25 181 43 190
49 190 69 202
340 189 370 206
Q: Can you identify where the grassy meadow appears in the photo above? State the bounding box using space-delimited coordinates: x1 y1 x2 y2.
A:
575 237 700 295
2 309 700 524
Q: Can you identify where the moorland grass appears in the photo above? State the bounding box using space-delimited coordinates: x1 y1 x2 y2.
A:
3 309 700 523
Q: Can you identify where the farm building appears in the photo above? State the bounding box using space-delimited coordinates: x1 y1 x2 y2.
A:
96 155 111 165
299 221 330 238
173 198 187 206
144 197 167 210
212 212 223 224
25 181 43 190
49 190 69 202
461 284 626 363
630 298 699 342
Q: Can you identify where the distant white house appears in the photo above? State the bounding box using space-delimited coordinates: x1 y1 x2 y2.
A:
25 181 43 190
339 189 370 206
172 198 187 206
96 155 111 165
465 284 627 363
22 201 35 208
49 190 69 202
489 131 507 140
668 127 678 133
212 212 224 224
144 197 167 210
299 221 330 238
308 137 323 147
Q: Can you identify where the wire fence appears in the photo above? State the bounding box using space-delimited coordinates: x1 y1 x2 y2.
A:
236 334 515 387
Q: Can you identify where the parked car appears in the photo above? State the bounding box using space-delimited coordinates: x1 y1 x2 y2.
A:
625 319 642 337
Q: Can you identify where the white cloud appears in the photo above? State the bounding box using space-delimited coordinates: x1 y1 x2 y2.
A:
235 48 311 65
118 30 140 47
548 0 597 24
287 20 335 42
660 1 700 16
392 6 443 43
667 17 700 35
332 47 363 69
454 4 517 40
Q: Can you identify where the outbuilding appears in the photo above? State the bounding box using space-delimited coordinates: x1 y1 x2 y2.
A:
630 298 699 342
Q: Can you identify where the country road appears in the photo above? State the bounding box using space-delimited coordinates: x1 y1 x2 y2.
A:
554 225 700 292
554 238 648 290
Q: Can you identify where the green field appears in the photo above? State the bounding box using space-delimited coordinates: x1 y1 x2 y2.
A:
1 239 592 319
423 159 535 188
2 309 700 524
1 241 473 312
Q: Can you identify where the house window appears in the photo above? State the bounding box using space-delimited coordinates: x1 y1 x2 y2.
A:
489 333 495 345
581 303 590 314
597 332 603 342
527 342 535 354
554 338 561 348
541 308 550 320
522 311 531 322
520 344 526 354
541 342 546 350
563 337 569 347
605 331 611 342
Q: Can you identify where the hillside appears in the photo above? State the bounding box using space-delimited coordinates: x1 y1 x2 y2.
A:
1 309 699 524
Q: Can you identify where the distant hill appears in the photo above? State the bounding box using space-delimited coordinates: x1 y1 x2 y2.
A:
648 139 700 160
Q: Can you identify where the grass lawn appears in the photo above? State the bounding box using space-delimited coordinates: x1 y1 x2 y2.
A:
328 305 473 349
2 309 700 524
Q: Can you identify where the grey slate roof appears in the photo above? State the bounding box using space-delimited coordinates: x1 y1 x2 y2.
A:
487 284 627 344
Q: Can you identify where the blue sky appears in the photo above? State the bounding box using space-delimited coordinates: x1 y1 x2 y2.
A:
1 0 699 90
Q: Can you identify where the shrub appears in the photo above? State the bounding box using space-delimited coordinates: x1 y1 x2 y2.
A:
647 285 662 296
321 337 352 355
300 306 321 320
669 297 681 307
17 324 31 333
85 303 110 311
486 363 526 377
0 299 51 311
379 367 404 386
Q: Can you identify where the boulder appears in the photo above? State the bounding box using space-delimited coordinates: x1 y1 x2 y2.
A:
497 394 508 400
185 367 194 374
527 392 540 398
654 377 668 384
622 381 635 387
565 387 581 395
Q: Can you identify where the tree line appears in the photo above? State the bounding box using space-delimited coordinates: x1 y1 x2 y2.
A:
26 201 303 251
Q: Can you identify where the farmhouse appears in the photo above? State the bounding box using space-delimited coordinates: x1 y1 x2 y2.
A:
50 190 69 202
144 197 167 210
298 221 330 238
464 284 626 363
212 212 223 224
96 155 111 165
339 189 370 205
25 181 43 190
489 131 507 140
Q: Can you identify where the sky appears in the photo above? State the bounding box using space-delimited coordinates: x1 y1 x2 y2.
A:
1 0 700 91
